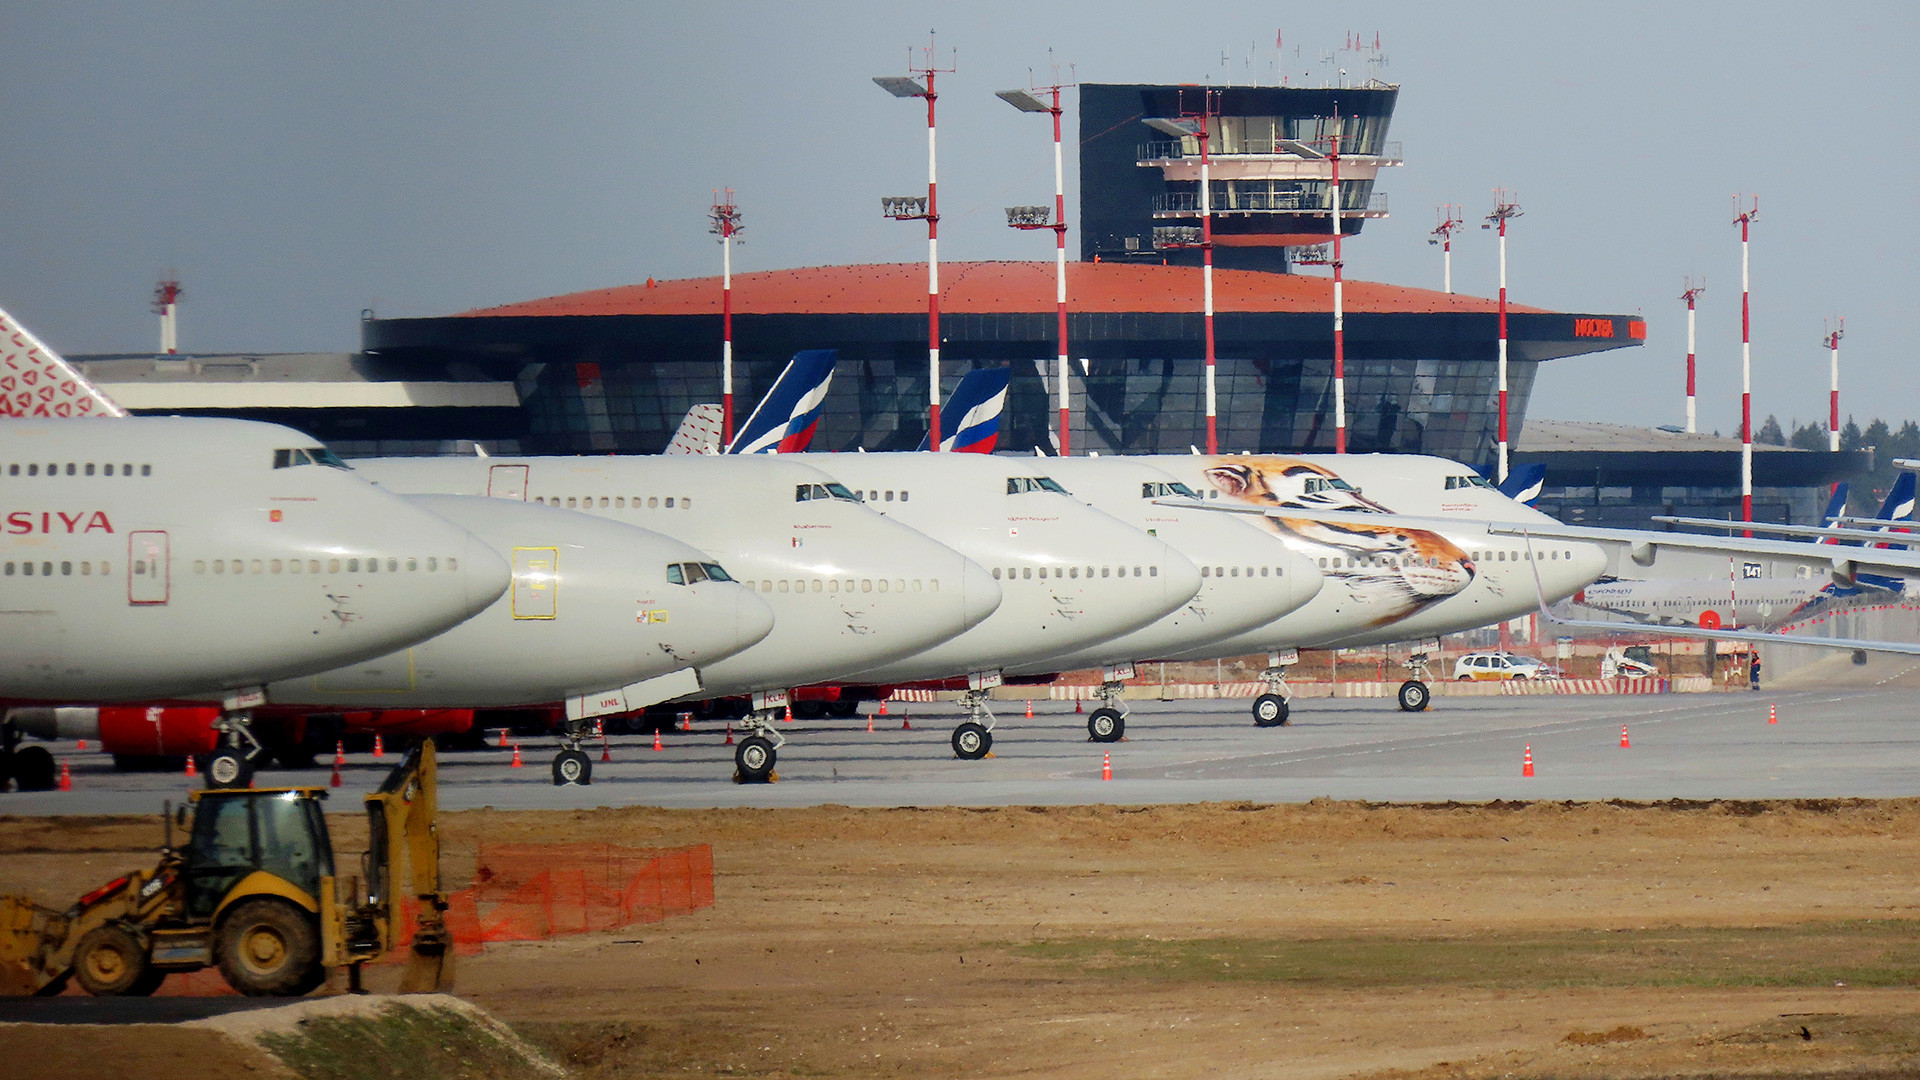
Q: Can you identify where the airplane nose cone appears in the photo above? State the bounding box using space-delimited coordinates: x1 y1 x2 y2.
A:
1160 548 1203 606
458 530 512 613
1568 541 1609 595
958 559 1003 632
1287 552 1326 609
735 587 777 653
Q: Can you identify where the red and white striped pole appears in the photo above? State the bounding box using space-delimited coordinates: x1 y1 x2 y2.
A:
1485 191 1523 482
998 81 1075 455
1331 111 1346 454
1734 196 1759 535
875 40 954 451
1429 205 1463 294
709 192 742 447
153 279 182 355
1825 318 1845 452
1680 278 1704 434
1200 92 1218 455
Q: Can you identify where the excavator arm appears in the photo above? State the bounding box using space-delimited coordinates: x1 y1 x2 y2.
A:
360 739 453 992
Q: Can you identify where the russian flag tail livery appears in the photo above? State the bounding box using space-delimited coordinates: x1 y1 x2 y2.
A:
917 368 1010 453
1497 463 1547 507
1817 482 1849 542
0 306 126 418
663 403 724 455
727 350 837 455
1872 472 1917 549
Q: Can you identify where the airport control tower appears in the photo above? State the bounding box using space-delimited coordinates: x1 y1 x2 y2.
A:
1080 82 1401 272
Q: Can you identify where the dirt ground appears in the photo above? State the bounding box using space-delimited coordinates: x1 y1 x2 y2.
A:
6 799 1920 1079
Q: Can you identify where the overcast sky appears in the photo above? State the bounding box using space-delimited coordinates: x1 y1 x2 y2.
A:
3 2 1914 434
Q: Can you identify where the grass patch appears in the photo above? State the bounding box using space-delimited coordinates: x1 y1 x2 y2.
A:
1015 920 1920 990
255 1004 559 1080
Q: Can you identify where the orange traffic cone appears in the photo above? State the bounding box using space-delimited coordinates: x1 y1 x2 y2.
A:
901 710 912 730
1101 751 1111 782
866 712 875 733
681 713 692 732
498 727 508 748
58 760 71 791
601 737 612 763
329 761 343 788
76 738 87 751
652 730 664 751
185 755 198 779
372 734 384 759
1522 744 1535 778
1768 702 1777 725
724 722 735 746
510 743 523 769
878 700 889 716
783 703 793 723
333 740 346 767
1075 698 1084 714
1620 725 1631 749
1025 700 1034 718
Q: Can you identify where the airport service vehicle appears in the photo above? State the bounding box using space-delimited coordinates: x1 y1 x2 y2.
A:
13 497 778 788
1599 646 1658 679
0 742 450 998
1452 652 1549 680
786 452 1202 760
999 456 1324 741
0 417 511 790
1145 453 1608 719
354 454 1000 781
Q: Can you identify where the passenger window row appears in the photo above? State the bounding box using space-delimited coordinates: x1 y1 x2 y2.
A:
857 489 909 503
533 495 691 511
1467 549 1573 563
756 578 938 594
1200 566 1287 578
991 565 1158 580
3 560 111 577
4 462 151 477
191 556 457 575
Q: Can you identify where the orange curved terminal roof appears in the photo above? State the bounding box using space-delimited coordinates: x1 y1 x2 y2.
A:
459 261 1565 319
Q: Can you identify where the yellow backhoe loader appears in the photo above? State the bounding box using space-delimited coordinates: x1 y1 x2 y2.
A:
0 740 451 996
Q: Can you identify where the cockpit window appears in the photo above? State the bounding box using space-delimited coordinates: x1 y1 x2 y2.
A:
682 562 710 584
273 447 351 470
1008 477 1069 495
1302 476 1358 495
666 564 685 585
1142 481 1201 499
1445 475 1496 490
669 561 731 584
796 483 862 503
700 562 734 582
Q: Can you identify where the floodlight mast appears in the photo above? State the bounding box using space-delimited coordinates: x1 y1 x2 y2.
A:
152 277 182 354
709 190 744 446
1484 190 1522 482
1142 92 1222 453
1680 277 1705 434
1427 205 1463 294
998 72 1076 456
1330 109 1346 454
1733 195 1759 535
875 36 955 450
1825 317 1845 452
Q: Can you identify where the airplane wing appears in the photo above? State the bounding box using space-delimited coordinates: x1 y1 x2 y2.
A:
1649 517 1915 547
0 305 127 417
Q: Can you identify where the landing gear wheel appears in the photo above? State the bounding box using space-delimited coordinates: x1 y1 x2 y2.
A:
75 924 161 996
216 899 321 996
1252 693 1290 728
734 736 776 784
826 700 860 719
1086 708 1125 743
952 722 992 760
1397 680 1431 712
202 748 255 789
12 745 56 791
552 748 592 786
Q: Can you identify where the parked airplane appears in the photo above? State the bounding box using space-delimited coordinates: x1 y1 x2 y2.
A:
0 416 512 790
917 368 1009 453
785 451 1202 759
353 453 1001 781
997 456 1324 741
726 349 836 454
1142 453 1608 718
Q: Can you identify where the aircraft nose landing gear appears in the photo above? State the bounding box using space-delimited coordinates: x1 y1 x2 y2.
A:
1250 650 1295 728
733 701 786 783
951 687 996 760
1086 668 1132 743
1397 648 1435 712
203 698 267 788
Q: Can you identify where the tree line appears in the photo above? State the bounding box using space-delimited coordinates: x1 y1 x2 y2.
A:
1753 414 1919 512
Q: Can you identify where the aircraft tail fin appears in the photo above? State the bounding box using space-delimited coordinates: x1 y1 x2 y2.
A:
1496 463 1547 507
663 403 725 455
728 349 836 454
917 368 1010 453
1817 483 1850 542
1872 472 1917 549
0 306 126 418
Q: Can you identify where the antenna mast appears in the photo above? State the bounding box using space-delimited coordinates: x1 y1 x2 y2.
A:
998 60 1077 456
1428 205 1463 294
876 34 956 450
152 277 182 355
1824 316 1845 453
708 191 743 447
1733 195 1759 534
1484 190 1523 482
1680 277 1705 433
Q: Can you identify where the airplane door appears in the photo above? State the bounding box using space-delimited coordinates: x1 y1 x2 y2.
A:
511 547 558 619
128 530 169 605
488 464 530 501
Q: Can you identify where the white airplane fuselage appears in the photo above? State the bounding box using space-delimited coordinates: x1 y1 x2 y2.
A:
785 453 1203 684
0 418 510 703
354 455 1001 699
260 496 775 713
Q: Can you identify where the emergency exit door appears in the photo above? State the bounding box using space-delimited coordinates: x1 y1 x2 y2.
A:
128 530 169 605
488 464 530 501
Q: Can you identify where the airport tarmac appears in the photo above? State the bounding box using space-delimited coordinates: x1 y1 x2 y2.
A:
7 687 1918 814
